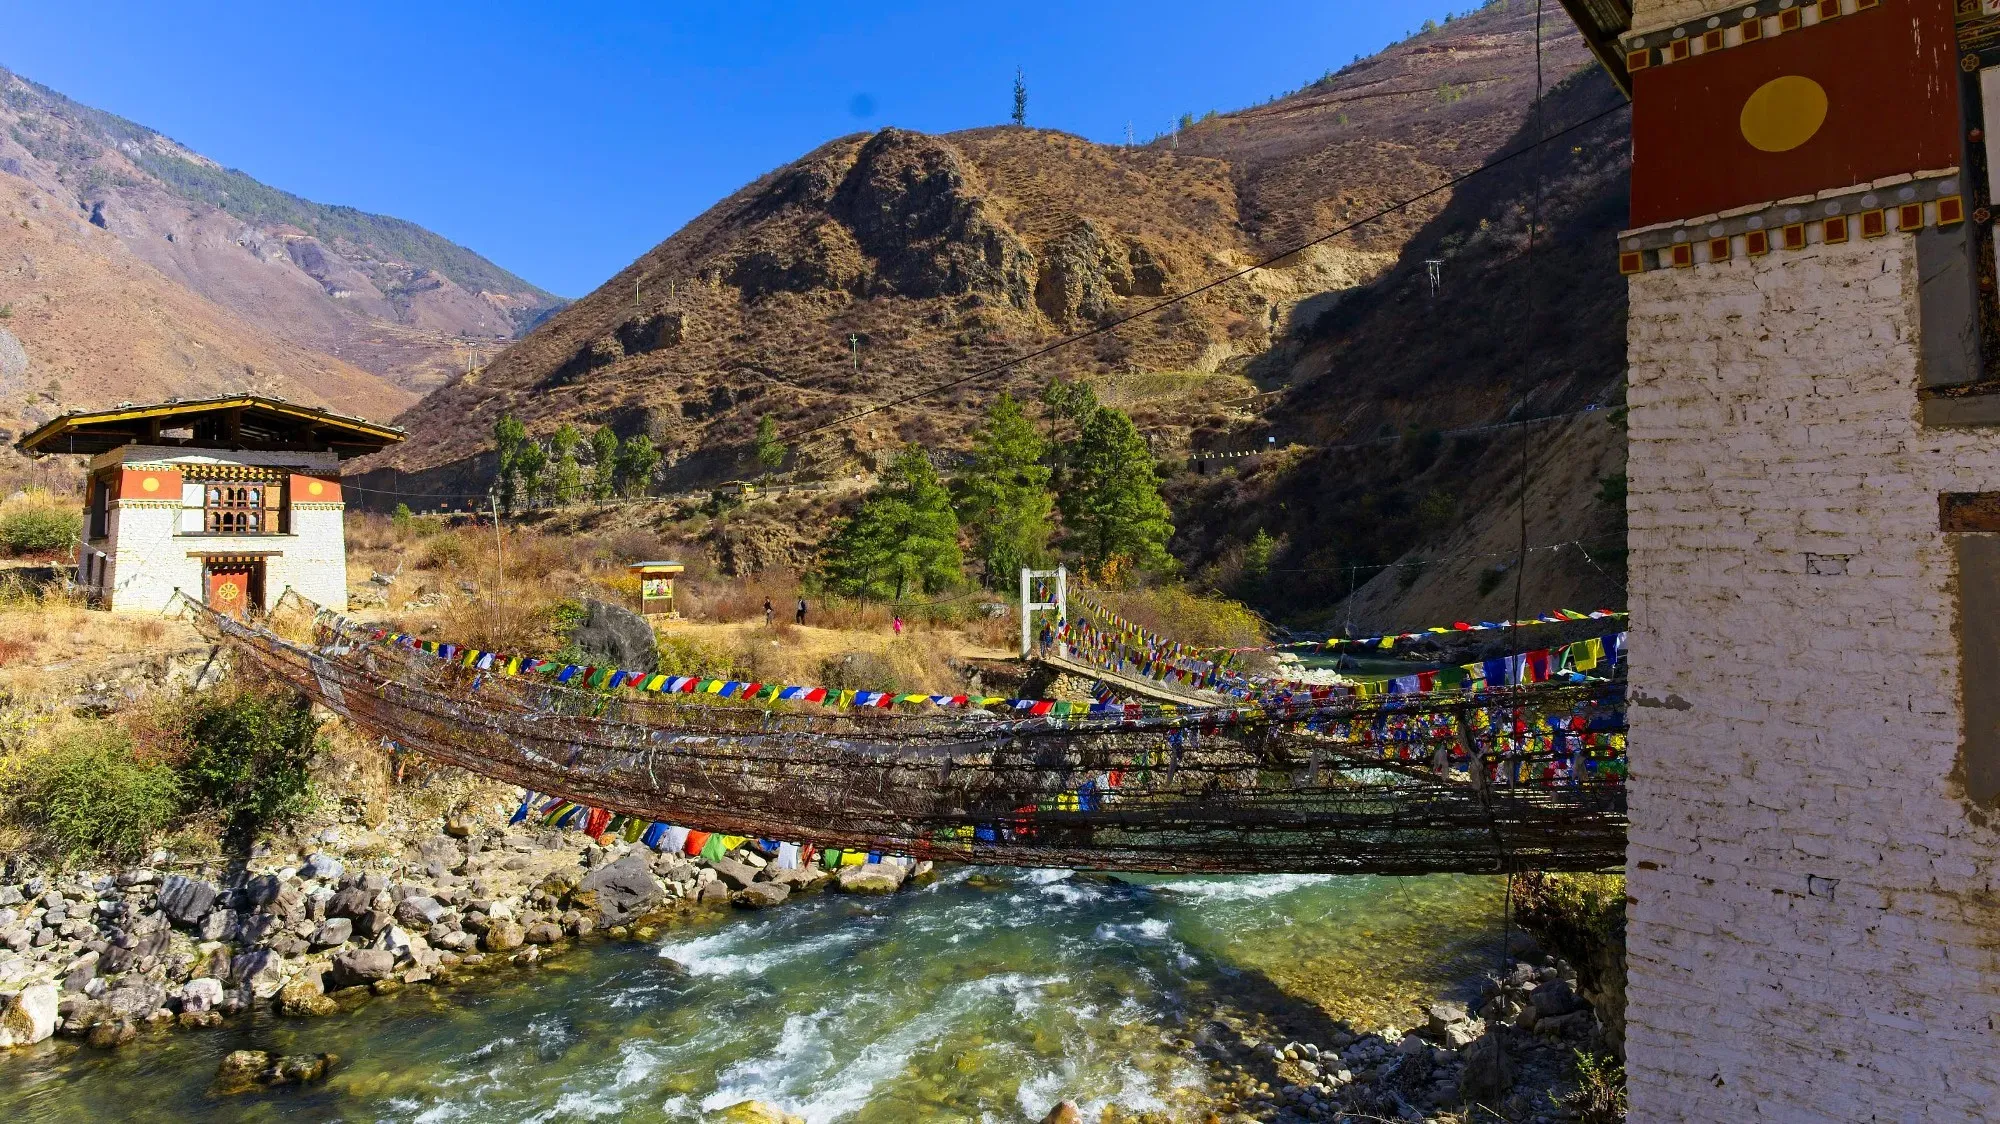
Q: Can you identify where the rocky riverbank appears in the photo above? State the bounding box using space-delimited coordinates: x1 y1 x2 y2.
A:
0 804 928 1074
1184 950 1612 1123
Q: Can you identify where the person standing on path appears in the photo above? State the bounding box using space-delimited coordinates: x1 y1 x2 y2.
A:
796 597 808 626
892 615 904 638
764 598 774 627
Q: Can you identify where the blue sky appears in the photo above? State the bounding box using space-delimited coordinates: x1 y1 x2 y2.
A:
5 1 1463 297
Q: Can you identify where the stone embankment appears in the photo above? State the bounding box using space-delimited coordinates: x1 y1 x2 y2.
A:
0 811 928 1071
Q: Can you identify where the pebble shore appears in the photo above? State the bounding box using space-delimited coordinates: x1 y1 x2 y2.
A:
0 805 926 1083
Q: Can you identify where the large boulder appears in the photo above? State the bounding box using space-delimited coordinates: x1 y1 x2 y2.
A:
177 978 224 1014
394 896 444 930
573 851 666 925
572 598 658 674
1529 978 1585 1018
834 864 904 895
0 983 58 1047
155 875 218 926
330 949 397 988
1458 1030 1515 1103
326 885 374 919
311 918 353 948
710 858 759 891
732 883 790 910
277 972 336 1017
232 948 287 999
481 918 524 952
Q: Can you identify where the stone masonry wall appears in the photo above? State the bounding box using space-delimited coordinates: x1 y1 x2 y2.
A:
1626 229 2000 1119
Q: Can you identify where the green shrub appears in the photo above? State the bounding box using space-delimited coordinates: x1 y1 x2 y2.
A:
417 533 469 570
179 688 321 845
0 494 80 555
12 723 181 863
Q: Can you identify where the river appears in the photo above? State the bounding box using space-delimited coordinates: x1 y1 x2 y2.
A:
0 867 1505 1122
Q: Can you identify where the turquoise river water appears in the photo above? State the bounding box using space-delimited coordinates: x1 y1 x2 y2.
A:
0 868 1504 1122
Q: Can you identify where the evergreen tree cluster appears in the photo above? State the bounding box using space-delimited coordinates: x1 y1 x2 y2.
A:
492 413 663 511
815 382 1175 601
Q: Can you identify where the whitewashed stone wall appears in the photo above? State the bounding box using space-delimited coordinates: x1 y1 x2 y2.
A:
1626 229 2000 1119
82 446 350 614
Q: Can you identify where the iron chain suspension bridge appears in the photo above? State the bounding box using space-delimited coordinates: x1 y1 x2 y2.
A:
187 589 1628 878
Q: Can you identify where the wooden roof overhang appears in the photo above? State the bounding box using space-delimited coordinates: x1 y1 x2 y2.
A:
1556 0 1634 98
14 395 406 460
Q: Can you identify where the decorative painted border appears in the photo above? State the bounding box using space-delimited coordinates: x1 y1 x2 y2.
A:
1623 0 1881 73
1617 170 1962 273
289 502 346 512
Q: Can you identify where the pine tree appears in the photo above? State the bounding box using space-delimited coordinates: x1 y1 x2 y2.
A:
549 423 583 505
615 433 661 498
754 415 787 472
514 440 547 508
820 445 963 600
1058 404 1174 574
1012 67 1027 126
590 425 619 501
954 393 1053 584
493 412 527 513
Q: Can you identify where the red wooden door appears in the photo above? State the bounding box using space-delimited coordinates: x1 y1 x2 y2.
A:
204 565 255 619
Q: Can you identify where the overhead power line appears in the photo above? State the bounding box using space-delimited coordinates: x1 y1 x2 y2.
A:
782 96 1630 442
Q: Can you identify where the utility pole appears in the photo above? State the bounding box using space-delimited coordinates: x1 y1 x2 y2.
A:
848 334 861 375
1125 122 1134 148
489 492 506 635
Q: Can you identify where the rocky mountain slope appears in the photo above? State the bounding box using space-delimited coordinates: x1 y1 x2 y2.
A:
0 67 562 398
354 3 1630 629
0 170 415 449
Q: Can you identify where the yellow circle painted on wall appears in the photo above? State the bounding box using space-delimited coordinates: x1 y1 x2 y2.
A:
140 476 160 493
308 480 325 496
1739 75 1829 153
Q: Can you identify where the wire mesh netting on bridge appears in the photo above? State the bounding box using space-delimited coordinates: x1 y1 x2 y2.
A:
194 603 1628 877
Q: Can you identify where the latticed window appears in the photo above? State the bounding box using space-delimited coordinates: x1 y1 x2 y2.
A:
205 485 264 534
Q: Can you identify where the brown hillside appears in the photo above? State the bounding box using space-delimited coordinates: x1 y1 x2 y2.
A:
0 67 563 395
359 4 1591 494
356 4 1628 631
0 172 416 452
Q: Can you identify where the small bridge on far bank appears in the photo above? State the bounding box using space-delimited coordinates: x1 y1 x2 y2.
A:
200 601 1628 878
1029 650 1234 707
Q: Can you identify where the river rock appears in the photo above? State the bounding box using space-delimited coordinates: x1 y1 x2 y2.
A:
0 983 58 1047
523 922 563 945
244 874 282 909
233 948 286 999
711 858 759 891
573 851 666 925
101 978 167 1021
697 881 731 905
214 1050 271 1094
482 918 525 952
300 853 344 883
394 896 444 929
277 971 336 1017
312 918 353 948
1040 1102 1083 1124
86 1019 136 1049
178 977 224 1013
714 1102 805 1124
331 949 397 988
834 864 903 895
1458 1030 1514 1102
102 928 169 974
155 875 218 925
269 1052 337 1085
732 883 789 910
325 885 372 919
1529 978 1584 1018
198 908 240 942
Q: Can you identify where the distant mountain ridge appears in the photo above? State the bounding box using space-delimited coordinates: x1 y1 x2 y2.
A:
0 65 564 396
